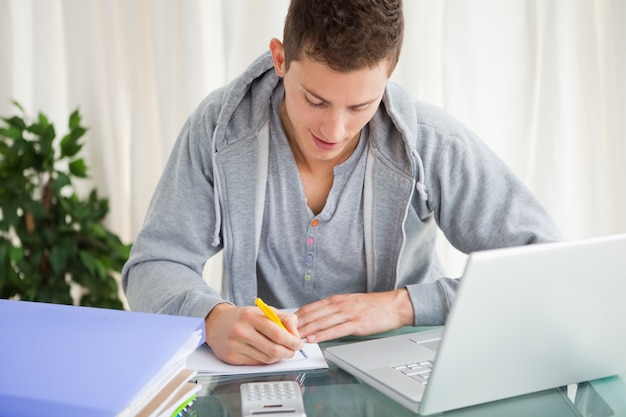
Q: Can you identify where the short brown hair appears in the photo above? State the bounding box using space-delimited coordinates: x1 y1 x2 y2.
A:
282 0 404 74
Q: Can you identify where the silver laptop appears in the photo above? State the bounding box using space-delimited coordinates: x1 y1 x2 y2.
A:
324 234 626 415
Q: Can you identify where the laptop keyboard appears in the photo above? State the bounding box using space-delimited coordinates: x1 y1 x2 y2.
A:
393 360 433 385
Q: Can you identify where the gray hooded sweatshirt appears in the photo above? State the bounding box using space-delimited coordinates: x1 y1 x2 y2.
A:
122 52 562 327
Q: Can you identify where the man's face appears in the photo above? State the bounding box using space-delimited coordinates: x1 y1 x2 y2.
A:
271 40 390 167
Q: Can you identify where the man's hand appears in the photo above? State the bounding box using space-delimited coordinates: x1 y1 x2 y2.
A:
295 289 414 343
204 303 304 365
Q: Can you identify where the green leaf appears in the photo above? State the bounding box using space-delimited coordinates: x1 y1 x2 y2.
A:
68 158 88 177
119 242 132 261
2 115 27 130
49 243 74 274
79 250 98 276
68 109 81 129
44 128 56 152
0 126 23 140
37 112 49 127
1 203 19 227
91 223 107 238
25 120 56 148
51 172 72 195
9 246 23 263
0 241 10 260
10 100 25 113
60 128 85 158
0 140 9 154
79 250 107 278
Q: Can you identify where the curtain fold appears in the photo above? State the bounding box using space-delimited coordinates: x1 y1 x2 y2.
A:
1 0 624 277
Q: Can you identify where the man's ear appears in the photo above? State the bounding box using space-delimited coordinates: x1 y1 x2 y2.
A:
269 38 286 77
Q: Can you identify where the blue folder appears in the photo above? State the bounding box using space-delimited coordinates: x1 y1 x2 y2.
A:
0 299 205 417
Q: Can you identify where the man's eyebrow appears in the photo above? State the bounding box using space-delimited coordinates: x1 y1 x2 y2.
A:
303 86 377 108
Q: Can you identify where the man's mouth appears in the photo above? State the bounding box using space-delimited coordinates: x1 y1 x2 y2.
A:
311 133 340 151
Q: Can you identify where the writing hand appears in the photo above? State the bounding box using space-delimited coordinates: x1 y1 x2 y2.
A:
204 303 304 365
295 289 414 343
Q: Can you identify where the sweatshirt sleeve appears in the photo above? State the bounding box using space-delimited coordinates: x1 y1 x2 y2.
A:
431 128 562 252
406 108 563 326
121 96 227 319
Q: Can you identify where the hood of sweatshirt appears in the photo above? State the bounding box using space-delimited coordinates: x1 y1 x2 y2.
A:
209 51 428 246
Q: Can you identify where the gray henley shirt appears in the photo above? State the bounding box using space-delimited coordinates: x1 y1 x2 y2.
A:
256 82 369 308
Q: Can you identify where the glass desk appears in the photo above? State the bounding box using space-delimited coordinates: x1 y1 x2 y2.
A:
187 328 626 417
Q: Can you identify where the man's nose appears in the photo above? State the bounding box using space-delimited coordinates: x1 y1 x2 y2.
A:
319 109 346 142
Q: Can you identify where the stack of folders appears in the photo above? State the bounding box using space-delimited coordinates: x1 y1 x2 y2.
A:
0 299 206 417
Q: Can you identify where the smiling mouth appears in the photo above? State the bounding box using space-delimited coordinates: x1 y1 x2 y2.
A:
311 133 340 151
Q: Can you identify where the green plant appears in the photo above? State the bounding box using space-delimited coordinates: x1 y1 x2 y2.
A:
0 101 131 309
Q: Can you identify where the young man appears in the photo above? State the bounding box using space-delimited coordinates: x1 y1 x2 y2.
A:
122 0 561 365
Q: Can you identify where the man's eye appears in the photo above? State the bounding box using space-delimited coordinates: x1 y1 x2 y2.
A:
350 105 369 113
305 97 325 108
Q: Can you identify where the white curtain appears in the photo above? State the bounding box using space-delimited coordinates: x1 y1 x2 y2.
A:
2 0 625 283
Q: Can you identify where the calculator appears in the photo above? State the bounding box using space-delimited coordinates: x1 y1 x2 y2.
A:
240 380 306 417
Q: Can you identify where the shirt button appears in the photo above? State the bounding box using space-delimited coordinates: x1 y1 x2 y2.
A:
311 219 319 226
306 254 313 263
304 274 312 281
307 237 314 245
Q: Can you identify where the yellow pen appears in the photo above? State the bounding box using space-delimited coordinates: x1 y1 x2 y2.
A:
255 297 308 359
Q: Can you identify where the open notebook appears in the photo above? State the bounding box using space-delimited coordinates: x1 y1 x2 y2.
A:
188 342 327 376
325 234 626 415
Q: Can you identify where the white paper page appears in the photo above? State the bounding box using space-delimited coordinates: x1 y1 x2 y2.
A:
187 343 328 375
